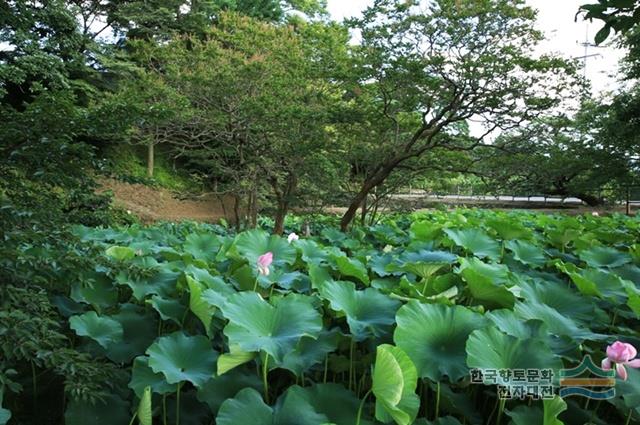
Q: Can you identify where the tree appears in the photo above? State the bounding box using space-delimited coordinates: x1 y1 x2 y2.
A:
138 13 343 232
579 0 640 44
336 0 576 231
477 107 634 205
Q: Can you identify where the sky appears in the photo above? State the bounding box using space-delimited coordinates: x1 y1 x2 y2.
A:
326 0 626 96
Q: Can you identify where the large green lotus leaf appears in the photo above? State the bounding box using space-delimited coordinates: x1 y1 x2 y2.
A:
506 396 567 425
369 253 396 277
394 301 486 381
386 250 457 279
115 268 179 301
184 265 235 298
183 233 220 261
71 269 119 310
320 280 401 341
616 367 640 410
217 385 355 425
269 270 309 292
456 257 515 309
220 292 322 363
409 220 443 242
543 396 568 425
434 383 482 424
506 405 543 425
216 388 273 425
308 263 334 290
545 228 581 250
321 227 347 244
485 217 532 240
280 328 341 376
233 229 296 266
514 301 602 341
569 268 629 301
296 239 329 265
129 356 174 397
505 240 547 268
444 228 500 260
331 254 370 285
517 279 605 324
578 246 632 268
466 326 563 391
186 275 216 336
64 394 129 425
147 295 187 325
614 264 640 285
106 304 157 363
283 384 370 425
105 246 136 261
146 332 218 387
218 345 257 375
486 309 548 340
69 311 123 349
196 368 262 416
372 344 419 425
273 385 331 425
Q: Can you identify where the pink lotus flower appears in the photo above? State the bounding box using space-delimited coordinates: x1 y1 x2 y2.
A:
257 252 273 276
601 341 640 380
287 233 299 243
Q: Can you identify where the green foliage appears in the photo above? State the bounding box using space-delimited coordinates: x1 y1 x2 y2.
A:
2 209 634 424
580 0 640 44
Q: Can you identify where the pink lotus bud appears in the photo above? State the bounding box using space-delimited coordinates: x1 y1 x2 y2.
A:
257 252 273 276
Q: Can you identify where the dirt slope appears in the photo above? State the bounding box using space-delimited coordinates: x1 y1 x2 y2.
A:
99 179 233 223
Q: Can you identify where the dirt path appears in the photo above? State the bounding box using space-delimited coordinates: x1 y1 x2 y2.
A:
99 179 234 223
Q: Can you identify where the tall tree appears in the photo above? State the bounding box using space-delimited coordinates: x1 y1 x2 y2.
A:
336 0 576 230
135 13 342 231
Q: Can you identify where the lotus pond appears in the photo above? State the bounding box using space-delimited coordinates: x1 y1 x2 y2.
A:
7 209 640 425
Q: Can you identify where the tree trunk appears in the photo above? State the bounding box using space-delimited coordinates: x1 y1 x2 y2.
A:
360 194 367 225
270 171 297 235
233 194 241 231
273 200 287 235
340 161 397 231
147 140 154 177
340 181 375 232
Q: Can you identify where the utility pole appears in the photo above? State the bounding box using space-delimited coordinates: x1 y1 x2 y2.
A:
575 25 603 91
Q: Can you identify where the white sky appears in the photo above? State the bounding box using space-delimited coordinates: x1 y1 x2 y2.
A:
326 0 625 96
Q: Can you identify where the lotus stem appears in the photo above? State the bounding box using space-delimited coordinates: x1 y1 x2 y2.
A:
421 277 430 296
253 277 259 292
356 390 372 425
496 398 506 425
163 394 167 425
435 381 441 420
349 338 355 391
263 353 270 403
176 382 182 425
127 412 137 425
323 354 329 383
625 410 633 425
